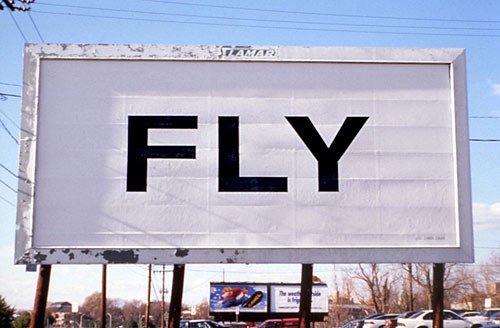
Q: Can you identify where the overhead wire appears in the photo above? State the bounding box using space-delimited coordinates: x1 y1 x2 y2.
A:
29 9 500 38
0 118 19 145
140 0 500 25
0 110 20 131
28 11 45 42
0 178 18 194
0 162 19 179
33 2 500 33
470 138 500 142
0 92 21 98
0 194 15 207
0 82 22 88
8 10 29 43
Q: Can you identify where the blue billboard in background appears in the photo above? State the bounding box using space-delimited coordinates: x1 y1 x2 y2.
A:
210 283 268 312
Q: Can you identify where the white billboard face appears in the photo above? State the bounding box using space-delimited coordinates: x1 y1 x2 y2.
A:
16 45 472 264
270 285 328 313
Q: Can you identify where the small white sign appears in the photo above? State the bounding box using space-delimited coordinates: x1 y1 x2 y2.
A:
270 285 328 313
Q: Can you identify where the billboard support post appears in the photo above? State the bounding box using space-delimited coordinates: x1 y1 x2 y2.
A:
432 263 445 328
299 264 313 328
101 264 107 328
146 264 152 328
30 265 51 328
168 264 185 328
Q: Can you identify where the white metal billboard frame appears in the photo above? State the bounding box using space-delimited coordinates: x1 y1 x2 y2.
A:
15 44 473 265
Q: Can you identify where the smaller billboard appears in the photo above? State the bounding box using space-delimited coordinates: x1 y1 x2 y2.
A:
270 285 328 313
210 283 268 313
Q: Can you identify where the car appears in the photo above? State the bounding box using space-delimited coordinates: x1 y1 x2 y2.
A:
491 313 500 325
180 320 226 328
386 311 418 328
355 314 400 328
461 313 481 318
256 318 299 328
397 310 473 328
351 314 384 327
462 309 500 327
341 319 358 328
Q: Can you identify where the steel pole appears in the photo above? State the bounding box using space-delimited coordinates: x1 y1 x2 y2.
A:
299 264 313 328
432 263 445 328
30 265 52 328
101 264 107 328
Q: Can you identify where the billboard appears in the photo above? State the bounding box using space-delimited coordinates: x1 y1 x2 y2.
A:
16 44 472 264
210 283 268 313
270 285 328 313
209 283 328 315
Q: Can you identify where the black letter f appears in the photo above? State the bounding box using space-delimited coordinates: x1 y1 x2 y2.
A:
127 115 197 192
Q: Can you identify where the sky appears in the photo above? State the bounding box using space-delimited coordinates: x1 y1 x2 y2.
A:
1 0 500 312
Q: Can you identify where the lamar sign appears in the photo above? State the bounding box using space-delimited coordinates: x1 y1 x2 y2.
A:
15 44 473 265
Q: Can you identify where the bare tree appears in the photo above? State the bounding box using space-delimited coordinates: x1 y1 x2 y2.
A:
122 299 146 327
408 264 476 309
0 0 34 11
80 292 102 320
193 299 209 319
349 264 401 313
79 291 125 326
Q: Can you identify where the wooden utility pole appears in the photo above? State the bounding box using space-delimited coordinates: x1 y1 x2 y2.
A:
145 264 152 328
408 263 414 311
30 265 52 328
168 264 185 328
299 264 313 328
432 263 445 328
161 264 166 328
101 264 107 328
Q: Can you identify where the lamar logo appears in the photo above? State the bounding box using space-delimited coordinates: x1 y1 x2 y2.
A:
222 47 277 58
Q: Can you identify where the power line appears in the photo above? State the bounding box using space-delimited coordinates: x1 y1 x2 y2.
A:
28 11 45 42
0 178 18 194
0 92 21 98
34 2 500 33
8 9 29 42
0 110 20 131
142 0 500 25
31 10 500 38
0 82 22 87
0 194 15 207
0 162 19 179
470 138 500 142
0 118 19 144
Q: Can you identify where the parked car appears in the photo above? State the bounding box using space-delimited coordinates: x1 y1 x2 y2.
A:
462 309 500 327
490 313 500 325
180 320 226 328
397 310 473 328
355 314 399 328
341 319 358 328
256 318 299 328
352 314 384 327
481 309 500 318
461 313 481 318
459 313 494 327
386 311 418 328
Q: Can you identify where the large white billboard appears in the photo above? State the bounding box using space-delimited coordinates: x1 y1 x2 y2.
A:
16 44 472 264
